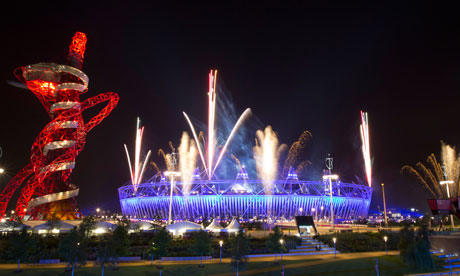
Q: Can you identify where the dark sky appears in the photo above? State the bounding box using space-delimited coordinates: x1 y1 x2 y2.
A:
1 2 460 214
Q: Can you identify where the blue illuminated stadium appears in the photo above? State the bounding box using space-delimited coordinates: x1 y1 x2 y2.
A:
118 168 372 222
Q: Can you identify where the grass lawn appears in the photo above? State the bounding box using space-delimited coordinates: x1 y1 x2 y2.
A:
282 255 443 276
0 256 446 276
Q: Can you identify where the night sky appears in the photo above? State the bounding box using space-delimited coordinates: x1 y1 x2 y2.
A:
1 2 460 214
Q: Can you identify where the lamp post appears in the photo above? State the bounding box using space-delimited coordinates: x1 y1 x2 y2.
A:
383 236 388 255
440 180 455 228
333 237 337 258
311 208 316 221
381 183 388 228
279 239 284 262
151 242 155 265
320 206 324 221
323 174 338 231
219 240 223 263
299 207 303 216
165 171 181 225
96 208 100 217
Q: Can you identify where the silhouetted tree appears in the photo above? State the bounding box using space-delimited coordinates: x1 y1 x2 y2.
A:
8 229 36 272
149 227 172 268
230 229 250 265
108 224 129 269
191 230 211 267
59 228 87 275
266 226 283 263
78 215 97 237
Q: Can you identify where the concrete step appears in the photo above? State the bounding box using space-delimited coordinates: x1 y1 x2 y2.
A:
248 251 339 258
297 245 320 249
291 248 334 253
444 264 460 269
301 242 322 245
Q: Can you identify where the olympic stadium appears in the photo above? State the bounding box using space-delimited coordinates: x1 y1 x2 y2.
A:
118 168 373 222
118 70 373 223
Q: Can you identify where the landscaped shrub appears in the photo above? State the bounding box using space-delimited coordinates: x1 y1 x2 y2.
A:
314 231 399 253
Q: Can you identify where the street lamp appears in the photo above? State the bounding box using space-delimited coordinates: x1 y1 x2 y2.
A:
440 180 455 228
383 236 388 255
96 208 100 216
280 239 285 275
0 168 4 174
164 171 181 225
311 208 316 221
320 206 324 221
219 240 223 263
381 183 388 227
299 207 303 216
151 242 155 265
279 239 284 262
332 237 337 258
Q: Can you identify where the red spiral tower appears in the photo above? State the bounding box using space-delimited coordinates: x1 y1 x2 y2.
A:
0 32 119 220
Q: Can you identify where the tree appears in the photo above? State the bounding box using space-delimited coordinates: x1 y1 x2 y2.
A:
45 213 61 234
398 224 414 258
78 215 97 237
58 228 87 275
266 226 284 263
230 229 250 266
191 230 211 267
8 229 36 272
96 236 110 276
116 216 130 228
149 227 172 268
108 225 129 270
402 225 435 271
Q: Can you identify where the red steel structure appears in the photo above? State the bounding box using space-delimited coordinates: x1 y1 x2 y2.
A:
0 32 119 220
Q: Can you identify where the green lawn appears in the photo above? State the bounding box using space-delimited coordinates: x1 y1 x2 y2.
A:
0 256 445 276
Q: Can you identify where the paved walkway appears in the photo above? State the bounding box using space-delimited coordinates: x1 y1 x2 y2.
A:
211 251 399 276
0 251 398 272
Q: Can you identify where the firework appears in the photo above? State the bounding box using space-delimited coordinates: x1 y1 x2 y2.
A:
183 69 251 180
158 149 173 171
124 118 151 192
360 111 372 187
150 161 161 174
231 154 243 171
441 142 460 196
282 130 312 177
178 132 198 196
253 126 287 193
402 142 460 198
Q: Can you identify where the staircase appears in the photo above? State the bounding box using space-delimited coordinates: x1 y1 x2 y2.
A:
436 253 460 269
287 235 338 256
248 235 339 258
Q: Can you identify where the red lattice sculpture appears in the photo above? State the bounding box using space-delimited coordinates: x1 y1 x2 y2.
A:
0 32 119 220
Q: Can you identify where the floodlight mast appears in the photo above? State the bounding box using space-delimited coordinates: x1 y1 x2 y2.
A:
440 180 455 228
165 171 181 225
323 154 338 231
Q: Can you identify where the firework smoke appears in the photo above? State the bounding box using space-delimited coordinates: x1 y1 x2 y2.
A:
183 69 251 180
